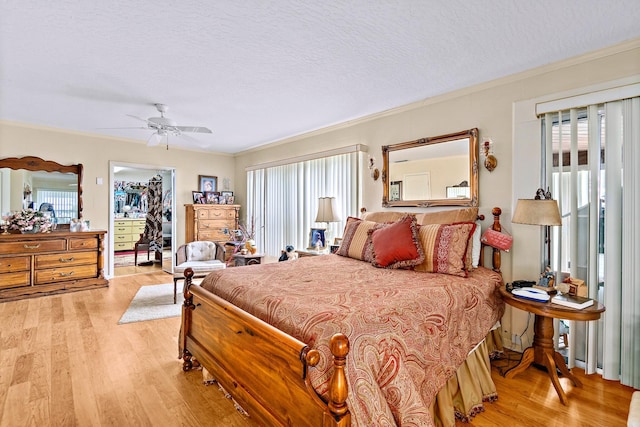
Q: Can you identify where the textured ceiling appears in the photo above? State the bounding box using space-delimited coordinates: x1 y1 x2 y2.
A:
1 1 639 154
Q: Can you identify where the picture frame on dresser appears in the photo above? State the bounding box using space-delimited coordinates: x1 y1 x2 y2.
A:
198 175 217 193
192 191 206 204
205 191 219 204
220 191 233 204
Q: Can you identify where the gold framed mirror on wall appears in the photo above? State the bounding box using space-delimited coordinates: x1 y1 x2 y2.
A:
0 156 83 226
382 128 478 207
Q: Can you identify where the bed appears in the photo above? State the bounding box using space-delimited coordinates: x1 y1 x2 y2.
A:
179 207 505 426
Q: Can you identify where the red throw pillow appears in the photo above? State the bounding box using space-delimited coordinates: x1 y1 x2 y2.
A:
370 215 425 269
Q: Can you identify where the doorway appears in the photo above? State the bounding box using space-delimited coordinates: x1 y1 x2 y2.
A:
108 162 175 277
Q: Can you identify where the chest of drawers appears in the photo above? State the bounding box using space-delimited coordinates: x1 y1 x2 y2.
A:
185 204 240 243
0 230 108 302
113 219 146 251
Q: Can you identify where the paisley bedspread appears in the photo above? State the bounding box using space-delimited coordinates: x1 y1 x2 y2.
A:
200 254 504 426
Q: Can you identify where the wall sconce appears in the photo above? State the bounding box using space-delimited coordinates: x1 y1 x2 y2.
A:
368 156 380 181
482 137 497 172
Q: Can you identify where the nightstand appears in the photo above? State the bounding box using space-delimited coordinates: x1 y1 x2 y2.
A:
499 285 605 405
233 253 264 266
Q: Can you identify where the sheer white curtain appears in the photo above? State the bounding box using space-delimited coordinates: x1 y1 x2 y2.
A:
619 97 640 387
540 94 640 388
246 148 362 257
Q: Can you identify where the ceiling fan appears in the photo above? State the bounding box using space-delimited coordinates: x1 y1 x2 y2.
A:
126 103 212 147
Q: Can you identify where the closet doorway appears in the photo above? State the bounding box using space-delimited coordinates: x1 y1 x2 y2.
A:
108 162 175 277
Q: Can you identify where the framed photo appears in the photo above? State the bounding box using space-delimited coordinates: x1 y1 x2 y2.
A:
198 175 218 193
192 191 206 204
221 191 234 204
389 181 402 201
205 191 219 204
308 228 327 250
334 237 342 246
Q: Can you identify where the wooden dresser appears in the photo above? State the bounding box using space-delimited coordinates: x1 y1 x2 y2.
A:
0 230 108 302
113 218 146 251
185 204 240 243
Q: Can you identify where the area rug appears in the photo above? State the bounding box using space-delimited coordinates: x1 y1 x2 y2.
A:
114 250 172 268
114 251 137 267
118 283 183 324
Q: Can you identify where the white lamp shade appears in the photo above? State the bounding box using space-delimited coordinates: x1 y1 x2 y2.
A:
315 197 340 223
512 199 562 226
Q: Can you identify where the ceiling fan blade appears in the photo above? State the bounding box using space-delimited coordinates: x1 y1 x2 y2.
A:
147 133 163 146
126 114 152 124
176 126 212 134
96 126 148 130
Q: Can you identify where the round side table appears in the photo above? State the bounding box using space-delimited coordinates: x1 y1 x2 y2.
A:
499 286 605 405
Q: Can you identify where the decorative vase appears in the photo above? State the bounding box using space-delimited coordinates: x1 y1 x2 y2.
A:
245 239 257 254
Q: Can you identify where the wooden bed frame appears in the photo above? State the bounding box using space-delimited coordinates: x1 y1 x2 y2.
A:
179 208 503 426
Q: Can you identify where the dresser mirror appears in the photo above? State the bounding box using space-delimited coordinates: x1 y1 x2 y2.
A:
382 128 478 207
0 156 83 226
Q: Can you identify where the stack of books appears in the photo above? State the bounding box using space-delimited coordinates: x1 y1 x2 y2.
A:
551 293 594 309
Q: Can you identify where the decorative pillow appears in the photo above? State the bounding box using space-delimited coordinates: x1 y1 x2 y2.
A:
465 221 482 270
335 217 378 261
480 228 513 252
186 241 216 261
362 207 478 225
472 221 482 268
361 211 408 224
414 222 476 277
416 207 479 225
369 215 425 269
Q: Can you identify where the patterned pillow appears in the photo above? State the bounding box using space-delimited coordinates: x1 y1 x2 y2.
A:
186 241 216 261
414 222 476 277
369 215 425 269
335 217 378 261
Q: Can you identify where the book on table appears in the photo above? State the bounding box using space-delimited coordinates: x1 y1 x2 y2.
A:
551 293 594 309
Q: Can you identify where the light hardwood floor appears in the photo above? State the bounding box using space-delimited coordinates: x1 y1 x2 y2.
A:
0 271 634 426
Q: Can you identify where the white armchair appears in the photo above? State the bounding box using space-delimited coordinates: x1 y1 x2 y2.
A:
173 241 226 303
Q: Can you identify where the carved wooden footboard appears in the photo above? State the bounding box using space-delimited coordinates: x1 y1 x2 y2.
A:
179 268 351 427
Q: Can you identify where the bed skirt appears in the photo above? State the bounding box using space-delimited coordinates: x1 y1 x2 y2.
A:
202 326 503 426
431 327 503 426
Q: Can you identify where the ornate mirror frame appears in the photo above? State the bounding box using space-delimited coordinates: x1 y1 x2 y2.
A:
382 128 478 207
0 156 84 219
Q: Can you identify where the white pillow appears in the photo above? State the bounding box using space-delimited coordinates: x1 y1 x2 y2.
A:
186 241 216 261
472 221 482 268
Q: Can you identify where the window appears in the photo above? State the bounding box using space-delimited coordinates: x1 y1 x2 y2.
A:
34 189 77 224
540 95 639 387
246 148 363 256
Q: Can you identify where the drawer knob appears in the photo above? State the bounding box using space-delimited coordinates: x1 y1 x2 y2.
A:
59 271 75 277
24 243 41 249
59 257 75 263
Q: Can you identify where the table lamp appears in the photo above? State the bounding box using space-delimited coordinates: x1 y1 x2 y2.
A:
315 197 340 248
512 188 562 285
